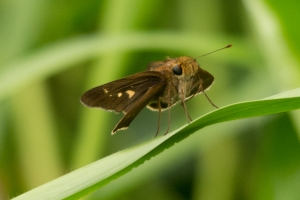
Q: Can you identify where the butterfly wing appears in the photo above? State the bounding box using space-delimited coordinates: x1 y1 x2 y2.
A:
188 68 214 98
112 81 166 134
81 71 167 133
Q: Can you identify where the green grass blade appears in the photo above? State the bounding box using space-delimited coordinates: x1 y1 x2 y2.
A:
12 88 300 200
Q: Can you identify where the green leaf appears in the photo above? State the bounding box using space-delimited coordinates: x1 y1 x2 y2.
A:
12 88 300 200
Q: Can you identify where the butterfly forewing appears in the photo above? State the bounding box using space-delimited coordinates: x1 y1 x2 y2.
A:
80 71 166 113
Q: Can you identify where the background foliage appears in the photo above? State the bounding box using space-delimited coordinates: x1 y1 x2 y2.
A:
0 0 300 199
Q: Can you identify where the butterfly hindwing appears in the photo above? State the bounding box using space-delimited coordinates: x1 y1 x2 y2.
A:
112 81 166 133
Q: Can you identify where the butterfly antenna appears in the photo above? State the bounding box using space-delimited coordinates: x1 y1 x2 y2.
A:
195 44 232 59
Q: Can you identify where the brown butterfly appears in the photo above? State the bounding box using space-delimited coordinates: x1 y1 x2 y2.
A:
81 45 232 136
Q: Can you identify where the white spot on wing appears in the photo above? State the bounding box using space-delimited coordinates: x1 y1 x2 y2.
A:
118 93 122 97
126 90 135 98
104 88 108 93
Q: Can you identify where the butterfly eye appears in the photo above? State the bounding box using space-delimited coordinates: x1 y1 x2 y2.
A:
172 64 182 75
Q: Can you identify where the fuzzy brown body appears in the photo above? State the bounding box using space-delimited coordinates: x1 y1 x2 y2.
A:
146 56 213 110
81 56 214 134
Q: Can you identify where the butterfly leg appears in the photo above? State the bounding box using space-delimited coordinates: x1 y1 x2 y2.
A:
180 89 193 123
164 87 171 135
155 98 161 137
202 90 218 109
201 85 219 108
198 80 218 109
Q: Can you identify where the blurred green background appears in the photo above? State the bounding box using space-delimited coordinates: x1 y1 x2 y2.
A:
1 0 300 199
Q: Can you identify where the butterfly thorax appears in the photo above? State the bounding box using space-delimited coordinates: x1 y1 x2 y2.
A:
147 56 202 111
